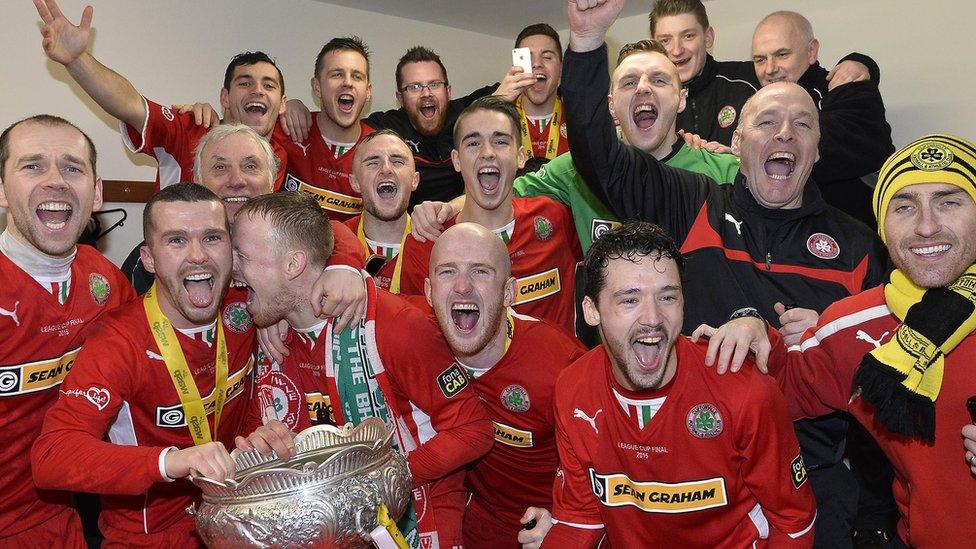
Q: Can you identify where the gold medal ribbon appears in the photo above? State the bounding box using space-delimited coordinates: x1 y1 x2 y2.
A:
357 215 412 294
517 96 563 160
144 282 229 445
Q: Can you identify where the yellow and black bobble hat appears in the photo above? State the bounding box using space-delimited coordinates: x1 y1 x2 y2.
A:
873 133 976 243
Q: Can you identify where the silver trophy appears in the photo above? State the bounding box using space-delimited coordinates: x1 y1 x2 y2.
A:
189 418 412 548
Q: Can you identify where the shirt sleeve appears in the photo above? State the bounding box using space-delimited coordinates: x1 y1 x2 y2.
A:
328 220 366 269
31 322 166 495
736 373 817 545
513 154 574 205
391 236 432 296
119 97 192 160
381 305 493 487
766 316 860 421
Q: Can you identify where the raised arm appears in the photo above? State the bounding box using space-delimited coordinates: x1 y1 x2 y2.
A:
562 0 711 234
35 0 147 129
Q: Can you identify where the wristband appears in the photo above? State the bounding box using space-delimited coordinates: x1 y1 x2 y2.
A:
729 307 766 325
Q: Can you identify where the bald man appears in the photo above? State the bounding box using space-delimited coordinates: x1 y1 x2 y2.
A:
752 11 894 228
562 3 890 546
422 223 585 548
231 192 491 547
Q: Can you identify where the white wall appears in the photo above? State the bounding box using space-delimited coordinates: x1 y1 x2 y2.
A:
605 0 975 149
1 0 512 264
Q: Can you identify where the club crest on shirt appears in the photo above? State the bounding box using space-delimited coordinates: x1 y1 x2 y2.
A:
534 216 553 242
222 301 253 334
806 232 840 260
89 273 110 305
500 384 531 412
560 122 568 139
686 402 724 439
717 105 737 128
160 105 175 122
255 370 302 428
910 141 953 171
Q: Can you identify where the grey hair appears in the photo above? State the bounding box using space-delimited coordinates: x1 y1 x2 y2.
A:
193 123 279 189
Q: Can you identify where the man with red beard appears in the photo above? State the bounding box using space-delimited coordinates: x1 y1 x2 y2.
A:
398 96 582 335
32 183 255 547
0 115 135 546
422 223 585 547
232 192 492 549
34 0 289 190
277 37 376 222
540 221 815 547
513 24 569 161
345 130 419 292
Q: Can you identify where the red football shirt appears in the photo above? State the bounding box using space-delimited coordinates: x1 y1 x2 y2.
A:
0 247 135 539
545 338 816 548
397 196 582 334
462 312 585 548
31 291 257 545
276 117 374 222
122 97 287 190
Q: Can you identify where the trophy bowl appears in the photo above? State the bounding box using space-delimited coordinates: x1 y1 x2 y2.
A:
189 418 412 548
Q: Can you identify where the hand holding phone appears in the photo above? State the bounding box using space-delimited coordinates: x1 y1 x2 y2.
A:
512 47 532 75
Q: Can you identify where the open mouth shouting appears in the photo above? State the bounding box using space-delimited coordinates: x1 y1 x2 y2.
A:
764 151 796 180
337 93 355 113
36 201 73 231
477 166 501 194
243 101 269 116
375 179 398 200
183 271 217 308
632 103 659 130
419 99 438 120
450 302 480 333
632 330 666 372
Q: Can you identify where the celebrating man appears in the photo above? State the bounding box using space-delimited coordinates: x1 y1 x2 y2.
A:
232 192 493 548
0 115 135 545
32 184 256 546
541 221 815 547
397 96 582 334
421 223 585 547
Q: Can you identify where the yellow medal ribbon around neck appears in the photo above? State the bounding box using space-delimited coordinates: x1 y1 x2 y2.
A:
517 95 563 160
357 214 412 294
144 283 229 446
504 309 515 354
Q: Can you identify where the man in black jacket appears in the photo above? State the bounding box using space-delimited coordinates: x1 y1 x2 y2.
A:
752 11 894 229
563 1 891 546
649 0 876 152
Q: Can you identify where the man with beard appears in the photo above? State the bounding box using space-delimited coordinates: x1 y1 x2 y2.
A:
707 134 976 548
284 46 537 208
564 0 891 543
513 24 570 161
34 0 290 190
649 0 873 147
539 221 815 547
0 115 135 545
32 183 256 547
420 223 585 547
120 124 366 351
751 11 894 229
412 39 740 253
231 192 492 549
344 130 419 291
277 37 376 222
397 96 582 335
